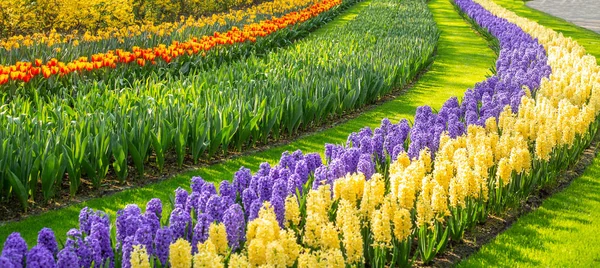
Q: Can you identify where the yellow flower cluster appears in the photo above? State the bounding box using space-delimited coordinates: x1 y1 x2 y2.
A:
130 245 151 268
208 222 229 255
302 185 338 249
0 0 318 51
336 200 364 264
284 195 301 227
193 239 224 268
246 202 301 267
169 238 193 268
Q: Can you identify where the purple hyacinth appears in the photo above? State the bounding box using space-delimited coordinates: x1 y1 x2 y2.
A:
269 167 280 181
75 238 93 268
187 191 201 212
278 168 291 182
205 194 224 222
258 176 272 202
271 179 287 201
174 187 189 209
221 194 235 212
294 160 309 183
233 167 252 196
249 200 263 222
222 204 246 251
279 151 294 170
37 228 58 257
26 245 55 268
287 173 303 196
305 153 323 172
1 250 21 268
142 211 160 240
357 154 375 180
329 159 347 180
57 246 79 268
169 207 192 240
257 162 271 177
202 183 217 196
79 207 92 235
325 144 335 163
2 233 27 266
90 221 113 266
66 228 82 239
341 148 360 174
192 213 213 253
219 180 235 201
270 195 285 228
0 256 16 268
84 236 103 268
312 166 329 190
191 176 206 193
242 188 258 216
145 198 163 220
116 204 142 246
154 227 173 266
360 136 373 155
134 224 154 256
197 191 211 213
372 133 385 160
121 236 134 268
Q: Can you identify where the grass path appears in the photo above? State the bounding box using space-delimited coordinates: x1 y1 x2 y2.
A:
460 0 600 266
0 0 496 248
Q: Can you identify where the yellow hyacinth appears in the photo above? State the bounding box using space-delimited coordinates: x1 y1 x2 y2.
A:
320 222 340 250
284 195 301 227
370 207 392 247
246 203 300 266
360 173 385 218
228 253 251 268
169 238 192 268
336 200 364 264
208 222 228 255
265 241 288 267
392 207 412 242
193 240 224 268
130 245 151 268
333 173 365 206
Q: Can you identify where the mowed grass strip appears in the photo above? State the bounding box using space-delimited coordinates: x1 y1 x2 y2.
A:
0 0 496 248
460 0 600 266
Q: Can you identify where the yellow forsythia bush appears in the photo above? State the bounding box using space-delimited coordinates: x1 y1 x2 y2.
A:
0 0 258 39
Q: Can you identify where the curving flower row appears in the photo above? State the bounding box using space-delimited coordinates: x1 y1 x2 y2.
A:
2 0 600 267
0 0 341 87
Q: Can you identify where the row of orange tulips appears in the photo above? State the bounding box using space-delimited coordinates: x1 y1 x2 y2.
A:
0 0 340 87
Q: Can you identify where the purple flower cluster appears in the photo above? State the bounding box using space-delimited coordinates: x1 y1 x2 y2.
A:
405 0 551 159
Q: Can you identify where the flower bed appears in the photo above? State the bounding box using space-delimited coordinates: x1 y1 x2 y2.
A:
2 0 599 266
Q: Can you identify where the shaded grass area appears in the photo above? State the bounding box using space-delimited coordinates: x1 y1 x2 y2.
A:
460 0 600 266
0 0 496 249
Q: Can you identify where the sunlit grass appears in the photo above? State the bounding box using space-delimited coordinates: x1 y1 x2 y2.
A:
460 0 600 266
0 0 496 250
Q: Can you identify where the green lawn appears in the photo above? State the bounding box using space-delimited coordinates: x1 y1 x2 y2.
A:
0 0 496 249
460 0 600 266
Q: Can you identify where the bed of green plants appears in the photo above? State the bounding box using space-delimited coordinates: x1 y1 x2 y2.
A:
0 0 439 212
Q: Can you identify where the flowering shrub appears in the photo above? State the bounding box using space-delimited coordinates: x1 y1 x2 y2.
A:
2 0 599 266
